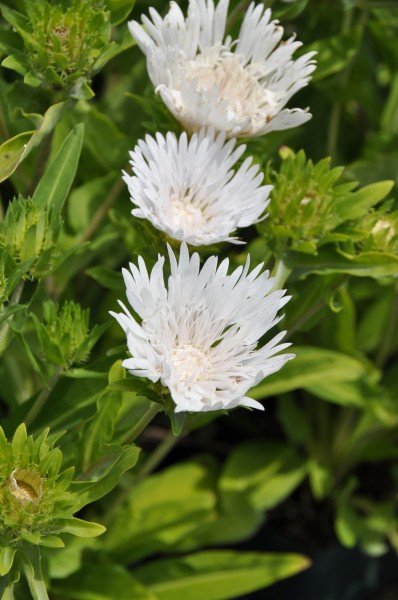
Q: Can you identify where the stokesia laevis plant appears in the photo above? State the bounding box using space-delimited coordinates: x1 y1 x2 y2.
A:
123 128 272 245
129 0 316 137
110 243 294 413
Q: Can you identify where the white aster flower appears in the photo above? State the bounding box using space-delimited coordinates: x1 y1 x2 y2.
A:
129 0 316 138
123 128 272 245
110 243 294 413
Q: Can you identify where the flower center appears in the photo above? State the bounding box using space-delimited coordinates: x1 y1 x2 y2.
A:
172 345 209 383
170 194 205 232
183 50 278 121
9 469 42 503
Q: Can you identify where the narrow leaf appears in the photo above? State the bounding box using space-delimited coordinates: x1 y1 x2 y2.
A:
0 131 34 183
18 546 49 600
32 123 84 216
0 547 16 577
57 518 106 538
134 551 310 600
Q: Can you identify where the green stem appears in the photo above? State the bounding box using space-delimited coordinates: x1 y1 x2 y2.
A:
285 275 348 340
375 283 398 368
26 131 54 197
326 5 373 162
103 428 181 526
0 280 25 355
78 177 124 244
24 366 63 427
122 402 162 445
137 429 180 479
331 407 359 458
271 255 292 290
326 8 355 160
331 414 387 484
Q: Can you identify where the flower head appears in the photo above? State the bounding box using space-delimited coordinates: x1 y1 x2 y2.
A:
0 424 104 576
123 128 272 245
111 243 294 413
129 1 316 137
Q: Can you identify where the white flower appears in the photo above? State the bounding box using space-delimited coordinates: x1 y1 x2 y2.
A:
110 243 294 413
123 128 272 245
129 0 316 138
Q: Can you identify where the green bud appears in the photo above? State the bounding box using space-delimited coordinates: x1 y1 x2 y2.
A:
260 149 347 254
0 424 104 571
260 150 393 257
32 300 105 369
0 195 57 278
2 0 111 97
357 205 398 255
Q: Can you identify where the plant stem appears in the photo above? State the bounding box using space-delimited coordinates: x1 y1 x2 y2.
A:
103 428 181 526
0 280 25 355
27 131 54 197
332 407 359 459
122 402 162 445
285 275 348 340
375 283 398 368
271 255 292 290
137 429 180 480
24 366 63 427
326 8 354 160
78 177 124 244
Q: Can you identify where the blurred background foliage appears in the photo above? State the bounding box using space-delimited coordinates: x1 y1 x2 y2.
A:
0 0 397 598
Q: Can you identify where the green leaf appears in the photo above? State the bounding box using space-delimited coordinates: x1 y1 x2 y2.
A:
336 180 394 220
67 172 118 234
221 442 307 512
64 369 107 379
168 410 186 437
0 303 26 325
1 53 28 76
308 459 334 500
105 0 136 25
24 375 106 431
0 567 20 600
86 265 124 292
37 536 65 549
32 123 84 218
107 378 160 402
18 546 49 600
70 444 140 507
0 131 34 183
57 518 106 538
133 550 310 600
93 26 136 71
250 346 367 400
52 563 156 600
69 80 95 101
0 547 16 577
335 478 362 547
0 28 22 54
24 70 42 87
104 461 216 563
277 396 312 444
0 101 70 182
357 290 394 353
0 5 30 38
74 104 129 170
81 390 123 469
274 0 309 19
307 28 361 82
286 247 398 278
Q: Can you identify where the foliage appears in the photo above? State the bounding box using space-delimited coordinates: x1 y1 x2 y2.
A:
0 0 397 598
